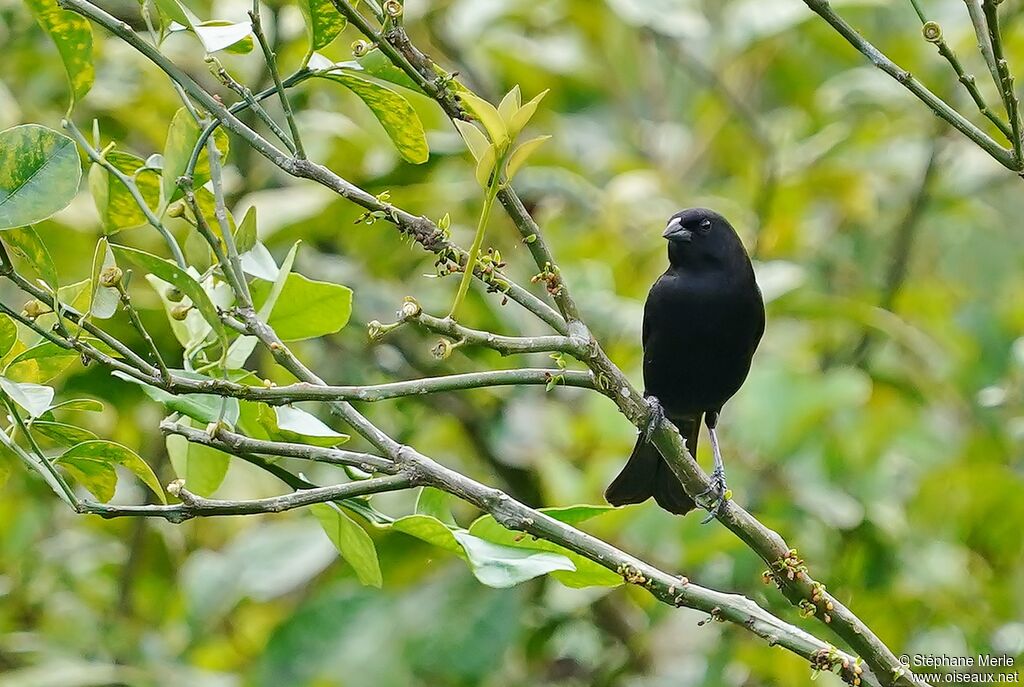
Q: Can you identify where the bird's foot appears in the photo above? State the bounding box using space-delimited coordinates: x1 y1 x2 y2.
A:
643 396 665 443
698 465 730 524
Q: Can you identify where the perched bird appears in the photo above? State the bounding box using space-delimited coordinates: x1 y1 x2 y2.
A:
605 208 765 518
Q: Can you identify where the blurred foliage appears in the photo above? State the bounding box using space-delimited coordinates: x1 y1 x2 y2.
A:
1 0 1024 685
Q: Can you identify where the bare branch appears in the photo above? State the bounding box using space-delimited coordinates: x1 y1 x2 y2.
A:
80 473 414 522
802 0 1016 172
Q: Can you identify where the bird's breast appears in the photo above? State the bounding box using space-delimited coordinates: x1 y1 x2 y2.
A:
641 270 764 415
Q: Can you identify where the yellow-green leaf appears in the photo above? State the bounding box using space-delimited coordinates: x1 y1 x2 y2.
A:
453 120 489 162
111 244 227 341
497 85 521 125
166 431 230 497
4 341 79 384
1 225 58 289
509 89 549 137
475 145 496 188
88 150 160 233
161 108 230 207
0 316 16 359
505 135 551 181
317 72 429 164
58 439 165 503
311 502 382 587
0 125 81 230
249 272 352 342
459 90 507 147
300 0 346 55
23 0 93 106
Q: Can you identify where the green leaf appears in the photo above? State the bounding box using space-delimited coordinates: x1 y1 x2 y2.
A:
317 72 429 164
505 135 550 181
391 514 576 589
166 431 230 497
415 486 456 526
23 0 93 106
459 91 507 147
392 514 466 556
112 244 227 341
0 315 17 358
50 398 103 412
452 530 574 588
257 404 349 447
153 0 192 27
255 240 299 321
30 420 98 446
58 439 164 502
89 239 119 319
354 49 422 91
160 108 230 207
453 120 489 163
0 376 54 417
300 0 346 55
57 452 117 501
2 226 58 290
4 341 79 383
88 150 160 233
192 20 254 54
0 125 82 230
235 205 258 254
311 502 382 587
468 506 621 588
250 272 352 342
112 370 240 426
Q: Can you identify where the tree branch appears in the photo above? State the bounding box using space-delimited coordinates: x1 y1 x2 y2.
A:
802 0 1016 171
80 473 414 522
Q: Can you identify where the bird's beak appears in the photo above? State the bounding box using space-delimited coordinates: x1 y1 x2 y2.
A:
663 217 692 241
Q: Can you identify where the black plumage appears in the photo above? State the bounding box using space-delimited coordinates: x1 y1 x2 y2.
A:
605 208 765 516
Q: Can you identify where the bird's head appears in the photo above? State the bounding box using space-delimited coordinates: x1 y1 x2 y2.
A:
663 207 748 269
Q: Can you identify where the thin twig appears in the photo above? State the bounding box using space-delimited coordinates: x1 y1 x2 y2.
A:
981 0 1023 165
213 64 297 154
802 0 1015 171
82 473 413 521
114 280 170 382
63 120 188 268
249 2 305 159
907 6 1012 138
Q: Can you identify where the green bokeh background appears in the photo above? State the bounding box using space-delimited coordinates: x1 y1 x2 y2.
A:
1 0 1023 685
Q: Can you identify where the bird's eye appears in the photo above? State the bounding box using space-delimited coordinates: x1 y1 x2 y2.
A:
697 218 712 234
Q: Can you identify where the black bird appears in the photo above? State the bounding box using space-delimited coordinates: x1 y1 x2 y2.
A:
605 208 765 518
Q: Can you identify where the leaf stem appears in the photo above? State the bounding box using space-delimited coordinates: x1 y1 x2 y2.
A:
63 121 188 268
249 3 305 159
449 179 498 318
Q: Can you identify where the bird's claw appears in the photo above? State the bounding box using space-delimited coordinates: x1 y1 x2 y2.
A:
643 396 665 443
698 466 729 524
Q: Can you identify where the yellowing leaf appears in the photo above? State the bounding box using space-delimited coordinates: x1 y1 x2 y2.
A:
58 439 164 503
317 72 429 164
23 0 93 106
0 125 81 231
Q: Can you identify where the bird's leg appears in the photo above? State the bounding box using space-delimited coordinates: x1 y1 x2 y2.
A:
643 395 666 444
699 414 729 523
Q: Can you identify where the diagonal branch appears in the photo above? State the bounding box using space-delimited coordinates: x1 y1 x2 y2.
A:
802 0 1016 172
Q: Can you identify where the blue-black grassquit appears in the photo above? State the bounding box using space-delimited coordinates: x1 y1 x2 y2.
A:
605 208 765 517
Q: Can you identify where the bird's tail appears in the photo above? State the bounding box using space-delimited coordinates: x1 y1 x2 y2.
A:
604 417 699 515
